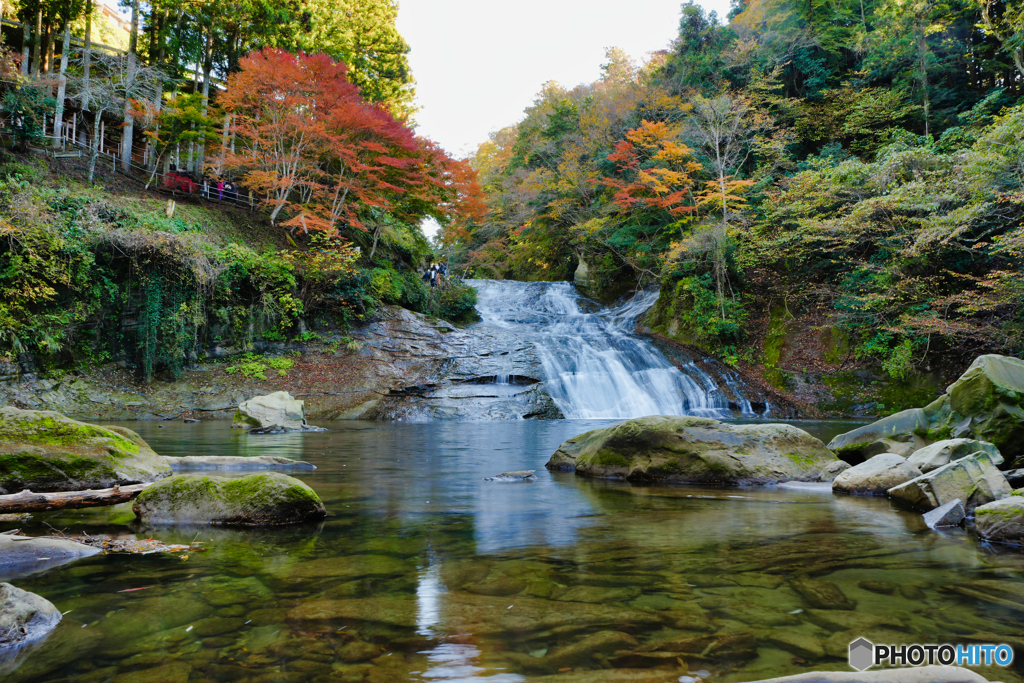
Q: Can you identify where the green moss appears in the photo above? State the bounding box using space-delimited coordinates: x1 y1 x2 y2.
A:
0 414 139 455
763 306 792 369
232 410 260 427
590 451 631 468
787 453 817 469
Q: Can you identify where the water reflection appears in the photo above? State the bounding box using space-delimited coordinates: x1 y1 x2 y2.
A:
3 419 1023 683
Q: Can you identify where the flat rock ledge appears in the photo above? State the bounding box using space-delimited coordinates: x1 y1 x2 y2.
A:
546 415 842 485
133 472 326 526
163 456 315 470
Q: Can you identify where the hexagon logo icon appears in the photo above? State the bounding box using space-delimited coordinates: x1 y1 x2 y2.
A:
849 638 874 671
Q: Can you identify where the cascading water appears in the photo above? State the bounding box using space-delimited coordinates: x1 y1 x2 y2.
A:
469 279 757 420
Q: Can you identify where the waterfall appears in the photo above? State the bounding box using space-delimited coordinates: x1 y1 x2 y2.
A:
469 280 756 420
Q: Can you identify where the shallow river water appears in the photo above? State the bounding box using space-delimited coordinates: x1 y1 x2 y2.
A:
4 419 1024 683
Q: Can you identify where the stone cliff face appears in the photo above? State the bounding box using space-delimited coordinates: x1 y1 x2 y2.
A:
0 305 560 422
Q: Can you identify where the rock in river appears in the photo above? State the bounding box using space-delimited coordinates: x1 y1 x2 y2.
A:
0 407 170 494
133 472 326 526
233 391 318 432
163 455 315 471
483 470 537 482
0 582 61 649
974 494 1024 545
888 451 1012 512
906 438 1002 473
832 453 922 495
0 534 100 581
829 354 1024 462
546 416 841 485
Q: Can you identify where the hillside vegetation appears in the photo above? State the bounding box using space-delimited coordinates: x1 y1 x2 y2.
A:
444 0 1024 404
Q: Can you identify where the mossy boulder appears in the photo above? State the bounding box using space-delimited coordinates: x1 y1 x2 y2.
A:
887 451 1012 512
829 355 1024 463
974 495 1024 545
546 415 840 485
0 407 171 494
826 409 930 462
132 472 326 526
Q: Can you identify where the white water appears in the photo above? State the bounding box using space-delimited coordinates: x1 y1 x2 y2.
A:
469 280 755 420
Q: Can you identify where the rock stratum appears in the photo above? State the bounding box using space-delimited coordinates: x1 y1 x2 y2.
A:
546 416 842 485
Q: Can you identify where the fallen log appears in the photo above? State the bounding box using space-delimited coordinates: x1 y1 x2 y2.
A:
0 484 151 513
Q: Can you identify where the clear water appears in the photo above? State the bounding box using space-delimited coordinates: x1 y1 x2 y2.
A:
4 419 1024 683
470 281 755 419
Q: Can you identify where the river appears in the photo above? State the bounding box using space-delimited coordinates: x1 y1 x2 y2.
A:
4 418 1024 682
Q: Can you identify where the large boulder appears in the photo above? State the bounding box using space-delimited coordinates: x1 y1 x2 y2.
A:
545 416 841 485
0 407 170 494
888 451 1012 512
233 391 311 432
826 409 930 462
832 453 922 495
0 583 61 650
0 535 100 581
974 494 1024 545
133 472 326 526
906 438 1002 473
829 355 1024 463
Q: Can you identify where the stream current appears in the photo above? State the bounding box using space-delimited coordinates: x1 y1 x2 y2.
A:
4 420 1024 683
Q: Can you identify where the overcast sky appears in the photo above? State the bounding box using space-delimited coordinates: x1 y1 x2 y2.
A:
396 0 732 158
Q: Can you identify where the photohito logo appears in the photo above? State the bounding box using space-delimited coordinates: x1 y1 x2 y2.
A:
848 638 1014 671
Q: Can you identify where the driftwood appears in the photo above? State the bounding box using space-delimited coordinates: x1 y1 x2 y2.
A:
0 484 151 513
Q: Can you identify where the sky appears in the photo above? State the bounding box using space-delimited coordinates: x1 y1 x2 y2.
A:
396 0 732 159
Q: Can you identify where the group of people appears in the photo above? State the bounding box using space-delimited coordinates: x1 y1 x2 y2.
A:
163 166 242 203
422 262 448 288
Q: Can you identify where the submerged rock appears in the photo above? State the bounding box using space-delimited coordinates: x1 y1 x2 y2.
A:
132 472 326 526
163 455 315 470
906 438 1002 473
483 470 537 482
546 416 841 485
832 453 922 495
974 495 1024 545
0 583 61 649
829 354 1024 462
0 407 171 494
233 391 317 432
0 534 100 581
888 452 1012 511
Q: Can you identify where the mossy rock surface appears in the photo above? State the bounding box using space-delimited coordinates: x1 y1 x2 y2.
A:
829 355 1024 461
133 472 326 526
546 415 840 485
0 406 171 494
974 496 1024 545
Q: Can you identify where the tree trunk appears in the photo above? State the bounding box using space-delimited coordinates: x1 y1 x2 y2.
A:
53 23 71 148
88 110 102 183
31 8 41 76
198 28 213 174
44 21 54 73
81 0 92 118
121 0 140 172
0 484 151 513
21 20 29 76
